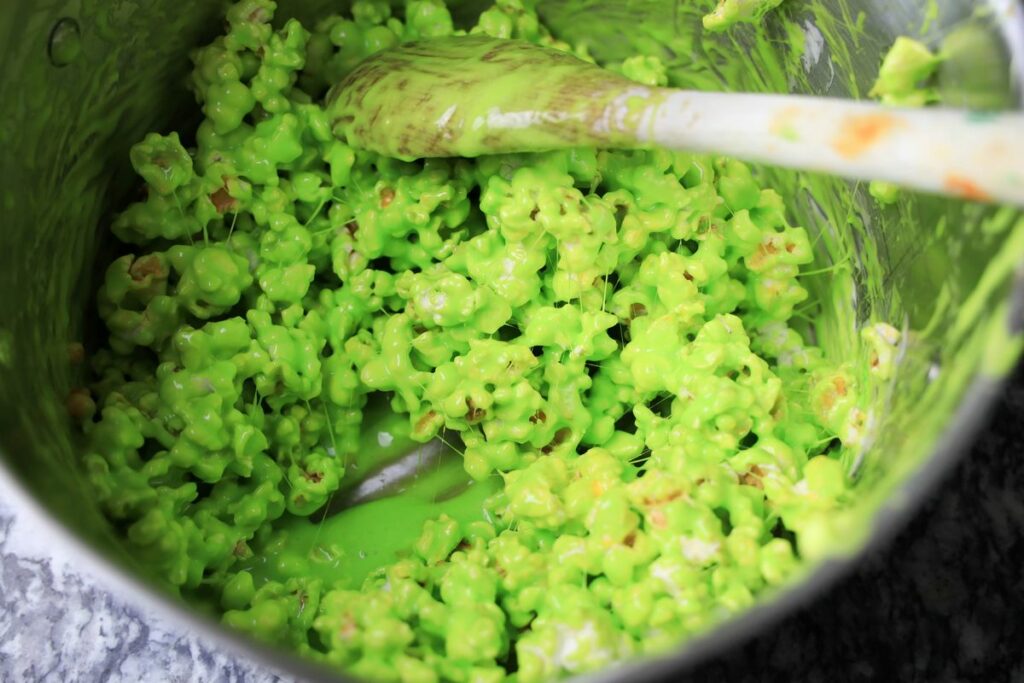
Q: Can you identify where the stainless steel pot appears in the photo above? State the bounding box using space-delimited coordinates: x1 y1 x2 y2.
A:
0 0 1021 681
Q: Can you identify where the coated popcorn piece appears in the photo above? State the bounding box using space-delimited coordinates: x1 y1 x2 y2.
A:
246 308 326 406
869 36 942 107
130 132 196 196
702 0 785 32
97 253 181 354
447 230 546 309
171 244 256 318
399 267 511 333
347 160 473 270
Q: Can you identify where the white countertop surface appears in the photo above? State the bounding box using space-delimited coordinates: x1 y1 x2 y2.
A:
0 475 289 683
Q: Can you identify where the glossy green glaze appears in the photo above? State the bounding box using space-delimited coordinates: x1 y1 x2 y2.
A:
327 35 657 159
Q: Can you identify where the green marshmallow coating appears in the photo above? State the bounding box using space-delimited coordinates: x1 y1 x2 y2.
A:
81 1 867 682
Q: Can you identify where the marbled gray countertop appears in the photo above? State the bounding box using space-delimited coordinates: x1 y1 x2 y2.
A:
0 495 289 682
2 366 1022 683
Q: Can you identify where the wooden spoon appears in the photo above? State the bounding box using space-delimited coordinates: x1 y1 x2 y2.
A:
328 35 1024 205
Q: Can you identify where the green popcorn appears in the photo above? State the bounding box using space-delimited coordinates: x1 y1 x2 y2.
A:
722 522 765 578
169 317 251 368
581 357 645 447
217 451 286 528
610 579 656 633
445 604 507 664
102 303 181 355
716 157 763 213
809 367 858 437
642 546 701 598
869 37 942 106
125 500 198 587
224 594 290 642
402 0 456 40
616 55 669 87
248 185 292 226
224 0 277 52
562 448 628 518
502 455 570 529
399 267 511 333
320 269 397 348
516 586 633 683
471 0 544 42
759 537 799 586
322 351 368 429
626 314 784 448
422 339 543 447
97 253 181 353
395 657 442 683
315 588 415 668
600 149 698 236
256 223 316 303
547 533 596 584
479 165 578 244
289 170 331 205
250 24 310 115
171 244 255 319
239 113 305 184
711 566 755 612
743 226 813 275
314 18 390 87
224 577 323 648
611 251 708 339
155 361 246 479
415 514 463 565
112 192 205 244
731 434 803 482
259 215 313 264
359 313 429 415
347 162 471 268
582 488 640 549
247 309 325 406
537 358 595 447
447 231 546 309
802 455 848 501
521 306 618 367
285 448 344 515
702 0 784 32
351 0 392 26
84 1 879 677
130 133 195 196
194 120 251 177
323 140 356 187
543 195 620 303
205 81 257 137
190 39 246 102
462 437 528 482
329 218 369 280
869 180 902 205
221 570 256 610
751 321 824 369
440 560 500 607
861 322 902 380
487 530 549 597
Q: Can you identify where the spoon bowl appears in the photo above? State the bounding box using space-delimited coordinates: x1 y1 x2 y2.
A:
329 35 1024 205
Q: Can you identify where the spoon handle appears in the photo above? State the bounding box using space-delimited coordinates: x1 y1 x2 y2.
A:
641 90 1024 205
